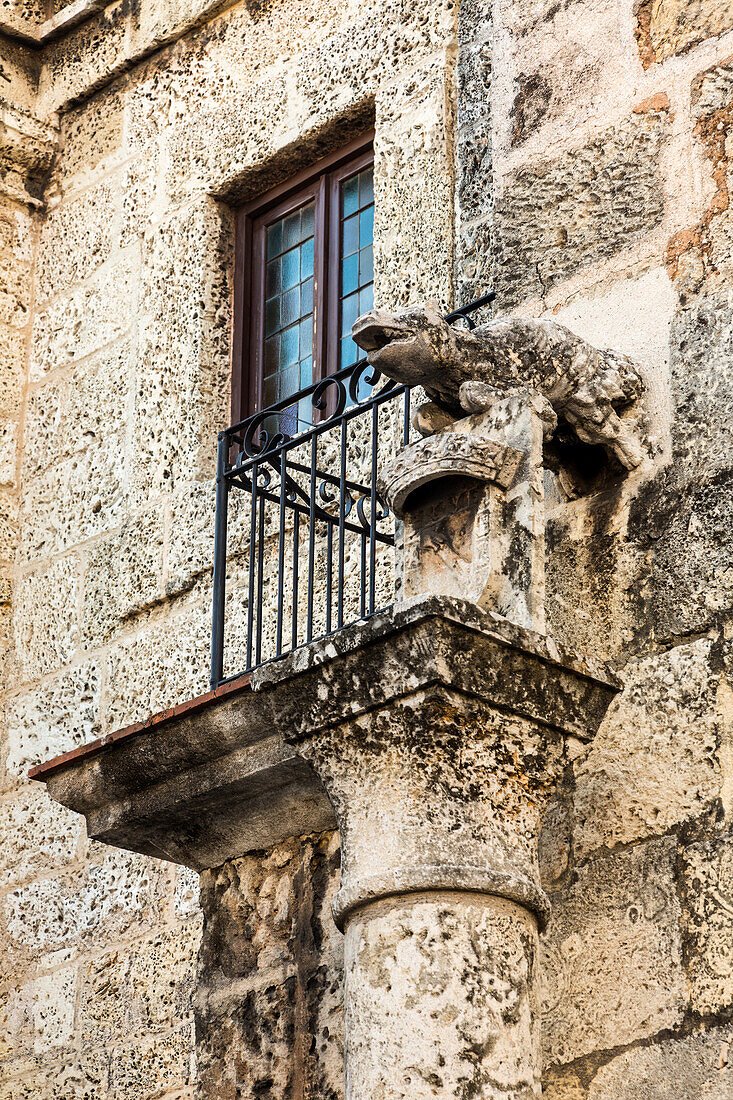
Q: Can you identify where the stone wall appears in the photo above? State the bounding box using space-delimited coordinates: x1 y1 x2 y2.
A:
0 0 733 1096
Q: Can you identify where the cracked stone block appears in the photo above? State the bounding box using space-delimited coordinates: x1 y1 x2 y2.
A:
680 829 733 1016
572 638 721 860
0 786 83 891
37 179 117 303
484 110 667 309
13 557 79 680
4 663 101 778
541 838 686 1066
81 512 165 646
587 1023 733 1098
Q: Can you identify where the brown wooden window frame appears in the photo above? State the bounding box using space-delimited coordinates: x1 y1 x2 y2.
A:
231 130 375 427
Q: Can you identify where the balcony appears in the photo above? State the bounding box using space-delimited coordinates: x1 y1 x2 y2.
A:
210 293 496 688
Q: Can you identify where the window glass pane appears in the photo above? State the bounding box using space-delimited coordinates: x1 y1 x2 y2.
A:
259 199 316 433
338 166 375 382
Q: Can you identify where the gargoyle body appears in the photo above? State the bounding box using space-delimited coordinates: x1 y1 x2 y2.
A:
352 303 647 470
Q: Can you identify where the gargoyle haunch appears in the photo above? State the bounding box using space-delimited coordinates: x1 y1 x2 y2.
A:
352 302 648 471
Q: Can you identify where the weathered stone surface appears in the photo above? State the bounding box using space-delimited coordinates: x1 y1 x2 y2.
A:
109 1023 193 1097
81 512 165 646
541 838 686 1065
488 110 667 308
572 638 721 859
0 786 83 890
587 1023 733 1098
13 557 79 679
30 252 138 379
36 180 117 302
22 340 130 478
640 0 733 67
680 829 733 1016
4 664 101 778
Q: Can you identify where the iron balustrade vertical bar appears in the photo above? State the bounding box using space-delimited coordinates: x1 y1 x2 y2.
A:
325 522 333 635
276 447 287 657
210 432 229 688
306 434 317 642
292 509 300 651
369 401 378 614
403 386 411 446
360 531 367 619
245 459 258 672
337 417 348 629
255 481 266 667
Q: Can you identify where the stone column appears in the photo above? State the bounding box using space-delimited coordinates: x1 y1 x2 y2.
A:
277 394 617 1098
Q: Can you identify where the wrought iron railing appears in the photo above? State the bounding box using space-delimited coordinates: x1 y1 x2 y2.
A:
210 292 496 687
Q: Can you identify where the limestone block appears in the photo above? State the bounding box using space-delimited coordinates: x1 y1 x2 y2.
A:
20 436 126 563
0 420 17 486
109 1024 193 1097
82 511 165 646
486 110 667 309
27 965 76 1054
0 326 26 414
58 87 126 186
0 250 31 329
165 480 216 598
541 838 686 1066
669 290 733 481
0 786 83 891
46 1050 110 1100
642 0 733 66
0 1066 47 1100
174 866 200 919
37 179 118 303
374 54 455 309
38 1 130 115
104 606 211 731
22 339 130 478
680 829 733 1015
120 146 160 247
3 845 169 953
30 251 137 379
4 663 101 778
13 557 79 680
587 1023 733 1098
79 918 200 1044
572 638 720 860
543 1068 587 1100
133 200 231 501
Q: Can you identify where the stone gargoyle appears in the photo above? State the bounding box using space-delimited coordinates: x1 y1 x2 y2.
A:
352 302 648 471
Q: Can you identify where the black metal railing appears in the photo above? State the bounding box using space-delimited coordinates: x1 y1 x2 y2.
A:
210 291 496 687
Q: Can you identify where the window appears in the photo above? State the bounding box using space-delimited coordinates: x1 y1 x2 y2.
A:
232 133 375 429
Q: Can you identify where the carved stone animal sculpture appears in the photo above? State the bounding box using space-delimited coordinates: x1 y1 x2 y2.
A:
352 302 647 469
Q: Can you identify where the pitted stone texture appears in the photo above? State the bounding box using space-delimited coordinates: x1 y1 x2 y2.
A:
0 787 83 891
587 1023 733 1098
30 252 138 379
572 638 721 859
374 54 455 310
4 664 101 779
0 326 26 415
20 436 126 563
58 88 126 185
353 303 646 468
640 0 733 66
541 838 686 1066
78 917 201 1045
133 199 231 501
680 829 733 1016
104 604 210 731
36 180 118 303
109 1023 193 1097
479 110 666 309
22 340 130 479
2 845 169 956
81 512 165 646
345 894 541 1099
197 832 343 1100
13 557 79 679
